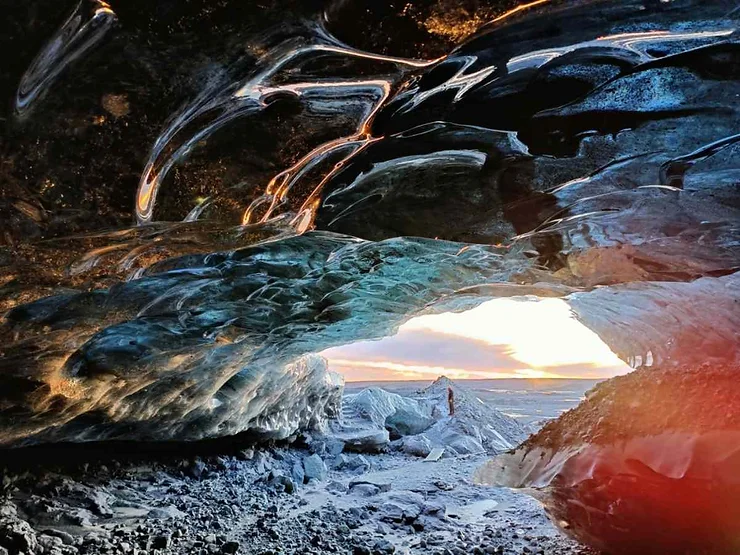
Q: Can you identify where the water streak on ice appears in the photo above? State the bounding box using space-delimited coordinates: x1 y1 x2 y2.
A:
136 35 437 226
15 0 117 117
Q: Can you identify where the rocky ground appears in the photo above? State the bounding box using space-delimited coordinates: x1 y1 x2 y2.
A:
0 379 596 555
0 440 593 555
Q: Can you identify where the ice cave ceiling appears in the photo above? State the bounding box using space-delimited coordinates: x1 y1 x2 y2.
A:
0 0 738 451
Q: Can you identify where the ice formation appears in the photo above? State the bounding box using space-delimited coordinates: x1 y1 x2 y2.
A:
1 0 739 550
332 377 527 454
0 233 526 446
475 363 740 554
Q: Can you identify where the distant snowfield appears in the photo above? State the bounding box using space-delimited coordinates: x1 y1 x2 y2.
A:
346 378 601 426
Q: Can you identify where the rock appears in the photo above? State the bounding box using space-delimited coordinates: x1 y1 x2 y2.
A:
148 505 185 519
186 459 207 480
303 455 328 482
307 441 327 456
372 539 396 554
349 479 392 493
64 508 94 527
254 452 272 475
332 429 391 454
433 481 454 491
222 541 240 553
237 449 254 461
399 435 433 457
422 502 447 518
378 492 425 523
446 435 485 455
268 472 296 494
38 534 66 553
150 534 172 550
44 529 75 546
331 454 351 469
326 481 348 494
0 517 38 553
385 407 436 438
345 455 371 474
349 484 380 497
325 439 346 456
291 461 305 485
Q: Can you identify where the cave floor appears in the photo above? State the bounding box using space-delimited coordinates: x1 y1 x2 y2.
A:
0 445 594 555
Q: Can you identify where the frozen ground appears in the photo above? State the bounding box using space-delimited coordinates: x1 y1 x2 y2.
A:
0 379 594 555
345 380 602 427
0 446 592 555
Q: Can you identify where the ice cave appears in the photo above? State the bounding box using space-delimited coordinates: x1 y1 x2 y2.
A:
0 0 738 554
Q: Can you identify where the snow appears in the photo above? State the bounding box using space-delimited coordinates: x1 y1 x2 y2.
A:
328 377 528 457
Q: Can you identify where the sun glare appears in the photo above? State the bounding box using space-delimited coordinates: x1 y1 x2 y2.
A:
322 297 631 381
402 298 626 370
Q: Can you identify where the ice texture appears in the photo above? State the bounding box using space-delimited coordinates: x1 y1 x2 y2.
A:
415 377 527 453
332 377 527 454
0 10 738 547
475 364 740 554
0 233 524 447
568 272 740 369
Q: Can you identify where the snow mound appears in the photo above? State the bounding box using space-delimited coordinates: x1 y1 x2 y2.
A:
328 377 527 455
414 377 528 453
328 388 430 453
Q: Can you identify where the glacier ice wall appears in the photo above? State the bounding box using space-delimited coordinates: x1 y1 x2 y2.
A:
0 233 524 446
0 0 738 451
568 273 740 369
474 362 740 554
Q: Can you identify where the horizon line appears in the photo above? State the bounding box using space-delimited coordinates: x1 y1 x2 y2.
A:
343 376 606 384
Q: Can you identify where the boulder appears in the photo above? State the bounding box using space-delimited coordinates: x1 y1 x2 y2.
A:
398 435 433 458
303 454 328 482
342 388 435 438
291 461 305 485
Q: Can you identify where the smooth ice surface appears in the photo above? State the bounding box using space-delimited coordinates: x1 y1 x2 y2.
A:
568 272 740 368
475 363 740 554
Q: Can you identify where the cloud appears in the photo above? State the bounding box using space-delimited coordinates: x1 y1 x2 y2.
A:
323 329 529 373
321 298 632 382
322 327 628 382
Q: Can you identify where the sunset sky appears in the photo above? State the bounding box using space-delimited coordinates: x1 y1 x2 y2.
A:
322 298 631 382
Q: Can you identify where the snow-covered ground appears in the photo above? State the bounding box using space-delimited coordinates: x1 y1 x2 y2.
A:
0 379 593 555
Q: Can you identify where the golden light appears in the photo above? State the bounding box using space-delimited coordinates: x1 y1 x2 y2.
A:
322 297 631 382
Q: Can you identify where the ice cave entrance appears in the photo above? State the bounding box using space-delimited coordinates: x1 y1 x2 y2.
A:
321 297 633 383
